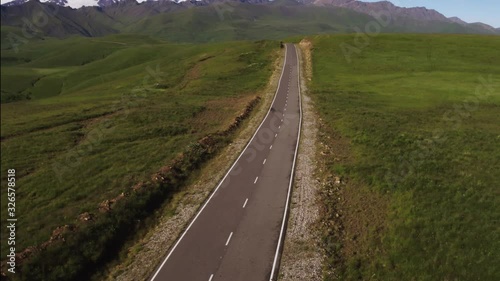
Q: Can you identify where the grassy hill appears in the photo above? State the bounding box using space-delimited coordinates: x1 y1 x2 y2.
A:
124 2 375 42
0 1 118 38
307 34 500 280
0 34 278 280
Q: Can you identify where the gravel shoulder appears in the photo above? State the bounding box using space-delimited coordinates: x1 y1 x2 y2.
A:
278 40 323 281
103 49 285 281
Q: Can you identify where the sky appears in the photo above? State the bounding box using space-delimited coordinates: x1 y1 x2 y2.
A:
1 0 498 28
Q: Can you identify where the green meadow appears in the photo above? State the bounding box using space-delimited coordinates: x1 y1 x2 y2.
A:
0 34 277 265
2 26 499 281
310 34 499 280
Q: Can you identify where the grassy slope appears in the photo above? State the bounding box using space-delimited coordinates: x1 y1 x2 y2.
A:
124 3 376 43
310 34 499 280
0 1 118 38
0 34 277 258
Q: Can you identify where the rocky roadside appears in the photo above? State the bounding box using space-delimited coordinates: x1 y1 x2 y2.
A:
278 40 323 281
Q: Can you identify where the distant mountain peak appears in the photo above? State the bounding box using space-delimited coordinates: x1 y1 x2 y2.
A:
2 0 68 6
96 0 136 7
448 16 467 26
468 22 497 32
47 0 68 5
311 0 448 22
2 0 29 6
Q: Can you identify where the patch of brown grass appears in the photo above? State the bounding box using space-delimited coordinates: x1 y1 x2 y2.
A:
189 95 257 133
299 39 313 82
179 55 216 89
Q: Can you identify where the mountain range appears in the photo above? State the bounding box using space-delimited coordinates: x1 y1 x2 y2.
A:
1 0 499 44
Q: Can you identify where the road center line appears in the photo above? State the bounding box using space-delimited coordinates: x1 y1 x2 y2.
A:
254 177 259 184
263 158 267 165
243 198 249 208
149 43 294 281
275 133 278 138
269 43 303 281
225 232 233 246
270 145 273 150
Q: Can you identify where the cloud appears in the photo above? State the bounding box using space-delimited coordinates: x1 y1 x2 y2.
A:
69 0 97 7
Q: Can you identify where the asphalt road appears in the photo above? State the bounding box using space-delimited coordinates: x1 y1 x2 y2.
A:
150 43 302 281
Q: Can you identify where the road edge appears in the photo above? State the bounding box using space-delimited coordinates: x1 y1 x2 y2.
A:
149 44 291 281
106 46 285 281
269 44 303 281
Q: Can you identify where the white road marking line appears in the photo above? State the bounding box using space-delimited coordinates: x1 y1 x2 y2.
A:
254 177 259 184
209 274 214 281
279 125 281 129
281 119 283 122
270 44 303 281
225 232 233 246
275 133 278 138
270 145 273 150
263 158 267 165
150 43 291 281
243 198 249 208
